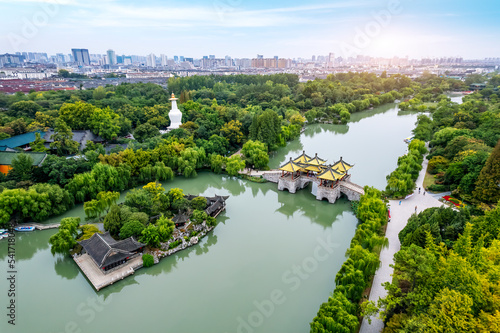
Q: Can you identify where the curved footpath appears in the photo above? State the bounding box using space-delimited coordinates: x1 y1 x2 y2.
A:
359 155 446 332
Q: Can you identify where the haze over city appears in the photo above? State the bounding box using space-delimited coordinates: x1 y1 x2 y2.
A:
1 0 499 58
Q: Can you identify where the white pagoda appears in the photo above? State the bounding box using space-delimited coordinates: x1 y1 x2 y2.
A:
167 93 183 130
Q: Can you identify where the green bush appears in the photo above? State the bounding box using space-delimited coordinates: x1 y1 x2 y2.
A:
142 254 154 267
169 240 181 249
428 184 448 192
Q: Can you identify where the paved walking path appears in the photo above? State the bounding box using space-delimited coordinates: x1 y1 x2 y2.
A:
359 155 445 332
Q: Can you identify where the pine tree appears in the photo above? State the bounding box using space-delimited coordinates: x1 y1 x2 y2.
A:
473 139 500 203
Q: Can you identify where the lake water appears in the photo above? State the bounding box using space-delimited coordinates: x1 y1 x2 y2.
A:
0 98 461 333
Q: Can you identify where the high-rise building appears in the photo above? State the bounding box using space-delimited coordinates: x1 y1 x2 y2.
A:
147 53 156 67
328 52 335 67
106 49 117 65
161 54 168 67
71 48 90 65
174 55 179 63
180 56 185 62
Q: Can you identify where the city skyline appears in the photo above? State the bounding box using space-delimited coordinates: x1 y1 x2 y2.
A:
0 0 499 59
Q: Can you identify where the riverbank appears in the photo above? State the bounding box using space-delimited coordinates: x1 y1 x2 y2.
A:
359 154 445 332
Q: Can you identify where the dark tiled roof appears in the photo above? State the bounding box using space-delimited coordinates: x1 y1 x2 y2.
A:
43 129 104 151
172 213 189 224
205 200 224 216
79 232 144 268
184 194 199 201
206 195 229 204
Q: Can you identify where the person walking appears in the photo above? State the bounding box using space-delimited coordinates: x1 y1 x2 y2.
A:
399 200 402 205
419 187 421 194
423 191 426 196
415 205 417 213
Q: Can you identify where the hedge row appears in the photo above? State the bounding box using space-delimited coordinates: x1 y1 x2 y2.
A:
310 187 388 333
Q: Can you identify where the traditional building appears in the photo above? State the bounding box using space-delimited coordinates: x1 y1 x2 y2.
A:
172 213 189 228
78 232 145 273
43 129 104 151
0 130 45 151
331 157 353 173
0 151 47 175
204 195 229 217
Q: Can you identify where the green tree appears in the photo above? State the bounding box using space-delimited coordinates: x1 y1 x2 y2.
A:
30 132 48 152
156 215 175 242
8 100 42 118
134 123 160 143
225 155 245 176
220 120 244 145
50 119 79 156
140 224 161 248
9 153 34 181
103 204 125 236
241 140 269 169
120 220 145 239
473 139 500 203
190 196 207 210
191 209 207 225
209 154 226 174
124 189 155 215
78 224 101 241
49 217 81 255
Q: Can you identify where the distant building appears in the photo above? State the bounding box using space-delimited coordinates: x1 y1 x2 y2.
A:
160 54 168 67
251 57 291 68
147 53 156 68
106 49 117 65
0 53 23 67
71 49 90 65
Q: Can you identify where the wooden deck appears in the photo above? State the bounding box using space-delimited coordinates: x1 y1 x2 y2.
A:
74 254 143 291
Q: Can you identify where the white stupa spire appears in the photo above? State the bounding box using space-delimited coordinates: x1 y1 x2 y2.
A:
167 93 182 130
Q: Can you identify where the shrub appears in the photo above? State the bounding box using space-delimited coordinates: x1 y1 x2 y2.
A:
169 240 181 249
142 254 154 267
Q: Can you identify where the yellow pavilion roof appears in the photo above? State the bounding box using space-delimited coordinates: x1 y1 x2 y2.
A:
302 164 324 173
317 167 345 181
293 151 312 164
306 153 327 166
331 157 353 173
279 158 305 173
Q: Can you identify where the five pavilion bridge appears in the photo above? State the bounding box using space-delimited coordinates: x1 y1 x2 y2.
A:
261 151 365 204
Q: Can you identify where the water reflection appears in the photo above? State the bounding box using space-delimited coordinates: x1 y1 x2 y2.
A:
349 103 397 123
0 230 53 261
98 232 219 299
303 123 349 138
99 275 140 300
273 185 352 228
54 255 79 280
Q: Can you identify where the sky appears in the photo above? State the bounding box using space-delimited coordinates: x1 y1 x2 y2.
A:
0 0 499 59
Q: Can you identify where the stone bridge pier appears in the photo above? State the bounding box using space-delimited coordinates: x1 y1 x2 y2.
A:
277 176 312 193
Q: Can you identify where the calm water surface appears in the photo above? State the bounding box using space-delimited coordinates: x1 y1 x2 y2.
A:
1 99 461 333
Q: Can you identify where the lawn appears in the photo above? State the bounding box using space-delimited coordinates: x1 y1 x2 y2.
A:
423 169 436 190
